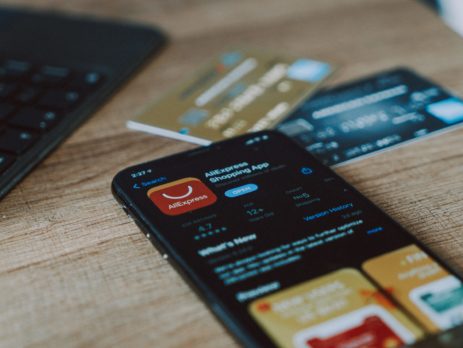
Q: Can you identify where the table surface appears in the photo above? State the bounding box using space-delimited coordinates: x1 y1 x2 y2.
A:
1 0 463 347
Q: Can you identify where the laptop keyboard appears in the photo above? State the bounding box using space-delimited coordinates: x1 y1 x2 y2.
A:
0 59 104 176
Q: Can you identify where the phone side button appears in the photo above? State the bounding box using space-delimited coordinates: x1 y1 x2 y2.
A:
132 219 169 259
145 232 168 260
121 205 130 216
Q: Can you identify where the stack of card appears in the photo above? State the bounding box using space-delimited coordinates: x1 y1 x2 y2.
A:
128 49 463 166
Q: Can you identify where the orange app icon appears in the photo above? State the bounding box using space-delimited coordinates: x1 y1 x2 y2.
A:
147 177 217 216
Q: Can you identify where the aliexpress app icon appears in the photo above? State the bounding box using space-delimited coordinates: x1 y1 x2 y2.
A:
147 177 217 216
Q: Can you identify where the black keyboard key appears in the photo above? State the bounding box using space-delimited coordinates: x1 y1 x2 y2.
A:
32 65 71 86
0 152 14 174
38 89 81 110
0 60 32 80
0 103 15 121
9 108 59 131
15 86 41 104
70 71 104 91
0 82 17 98
0 128 38 154
84 72 103 85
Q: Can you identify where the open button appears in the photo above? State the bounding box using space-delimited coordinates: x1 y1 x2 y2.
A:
225 183 258 198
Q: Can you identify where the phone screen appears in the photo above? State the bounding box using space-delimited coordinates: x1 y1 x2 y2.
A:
113 131 463 348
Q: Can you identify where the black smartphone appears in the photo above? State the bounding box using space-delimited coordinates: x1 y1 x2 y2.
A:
112 131 463 348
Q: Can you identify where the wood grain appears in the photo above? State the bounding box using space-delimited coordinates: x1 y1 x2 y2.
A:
0 0 463 347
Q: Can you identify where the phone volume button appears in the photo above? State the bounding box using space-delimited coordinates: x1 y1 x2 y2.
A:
133 218 146 232
121 204 132 218
133 219 169 259
120 206 166 256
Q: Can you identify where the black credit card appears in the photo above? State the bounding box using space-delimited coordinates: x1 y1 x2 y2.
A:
277 68 463 166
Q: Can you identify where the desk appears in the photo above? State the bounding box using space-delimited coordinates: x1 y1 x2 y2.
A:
1 0 463 346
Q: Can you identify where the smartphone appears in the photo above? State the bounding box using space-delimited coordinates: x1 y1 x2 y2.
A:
112 130 463 348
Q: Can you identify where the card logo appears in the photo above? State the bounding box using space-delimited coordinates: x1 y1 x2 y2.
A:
147 177 217 216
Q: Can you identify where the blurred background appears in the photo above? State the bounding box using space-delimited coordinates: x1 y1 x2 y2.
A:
423 0 463 36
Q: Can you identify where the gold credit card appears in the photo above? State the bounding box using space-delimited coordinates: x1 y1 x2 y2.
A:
128 49 334 144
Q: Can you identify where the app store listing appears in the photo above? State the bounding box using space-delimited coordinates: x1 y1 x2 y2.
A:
116 132 463 347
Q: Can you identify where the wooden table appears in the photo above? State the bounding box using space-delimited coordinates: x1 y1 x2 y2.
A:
1 0 463 346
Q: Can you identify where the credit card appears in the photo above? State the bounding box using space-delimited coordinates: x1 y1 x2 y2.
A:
277 68 463 166
128 49 334 145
